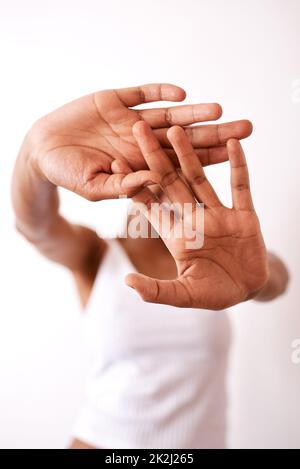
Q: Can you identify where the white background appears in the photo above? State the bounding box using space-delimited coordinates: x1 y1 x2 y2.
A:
0 0 299 449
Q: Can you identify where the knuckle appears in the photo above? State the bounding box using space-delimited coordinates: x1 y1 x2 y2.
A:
164 108 173 126
216 124 222 144
161 170 178 188
234 183 250 191
191 174 207 186
184 127 193 143
138 86 146 103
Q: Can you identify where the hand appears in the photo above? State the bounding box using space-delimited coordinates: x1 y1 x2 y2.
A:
27 83 252 200
125 121 269 310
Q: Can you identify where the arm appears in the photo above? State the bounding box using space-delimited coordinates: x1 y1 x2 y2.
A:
253 252 289 301
12 83 253 306
18 83 252 201
12 135 105 306
9 84 205 305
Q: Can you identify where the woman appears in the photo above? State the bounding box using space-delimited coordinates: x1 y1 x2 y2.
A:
12 83 289 449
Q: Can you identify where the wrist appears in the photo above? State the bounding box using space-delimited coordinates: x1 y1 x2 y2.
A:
12 128 59 241
20 124 47 182
253 253 289 302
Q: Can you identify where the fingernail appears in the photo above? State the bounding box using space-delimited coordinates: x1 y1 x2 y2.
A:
143 180 156 187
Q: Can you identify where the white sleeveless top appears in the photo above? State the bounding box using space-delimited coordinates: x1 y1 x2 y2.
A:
73 240 232 449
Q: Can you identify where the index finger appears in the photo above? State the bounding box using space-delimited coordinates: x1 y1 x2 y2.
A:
228 139 254 211
154 119 253 147
132 121 194 204
139 103 222 128
113 83 186 107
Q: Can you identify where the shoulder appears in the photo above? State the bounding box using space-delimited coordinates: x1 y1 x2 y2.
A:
73 235 108 308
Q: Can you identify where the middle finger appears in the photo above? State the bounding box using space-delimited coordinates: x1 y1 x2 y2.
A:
132 121 194 204
155 119 253 147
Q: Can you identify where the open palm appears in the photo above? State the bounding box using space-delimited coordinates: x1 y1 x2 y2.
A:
126 122 268 310
31 83 252 200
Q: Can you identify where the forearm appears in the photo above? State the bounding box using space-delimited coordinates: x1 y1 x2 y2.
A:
11 132 101 271
12 135 59 244
12 133 60 242
253 252 289 302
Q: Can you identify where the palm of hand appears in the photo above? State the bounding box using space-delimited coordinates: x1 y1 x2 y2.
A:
44 91 146 167
30 83 252 200
31 90 146 195
126 121 268 310
165 205 267 309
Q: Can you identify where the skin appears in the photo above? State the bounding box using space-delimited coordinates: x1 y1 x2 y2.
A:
25 83 253 200
11 83 289 449
12 83 254 300
125 122 288 309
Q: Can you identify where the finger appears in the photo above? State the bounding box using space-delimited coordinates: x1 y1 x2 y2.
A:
132 186 195 245
121 170 162 195
154 119 253 147
139 103 222 128
167 126 222 207
125 273 192 307
113 83 186 107
227 139 254 210
83 171 161 200
132 186 181 238
111 146 229 173
164 145 228 167
111 158 132 174
132 121 194 204
131 186 162 234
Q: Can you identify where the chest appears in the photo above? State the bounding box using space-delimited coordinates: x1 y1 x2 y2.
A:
120 238 178 280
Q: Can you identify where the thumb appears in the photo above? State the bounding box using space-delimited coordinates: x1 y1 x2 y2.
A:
125 273 192 307
121 170 161 195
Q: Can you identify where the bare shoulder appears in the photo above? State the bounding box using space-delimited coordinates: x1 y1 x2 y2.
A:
73 235 108 308
69 438 96 449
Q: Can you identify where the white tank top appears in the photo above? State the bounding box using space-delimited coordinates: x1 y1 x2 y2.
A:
73 240 232 449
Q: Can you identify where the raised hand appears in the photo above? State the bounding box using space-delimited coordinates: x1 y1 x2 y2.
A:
27 83 252 200
125 122 268 310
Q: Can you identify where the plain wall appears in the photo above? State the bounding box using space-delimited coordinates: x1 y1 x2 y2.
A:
0 0 299 448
